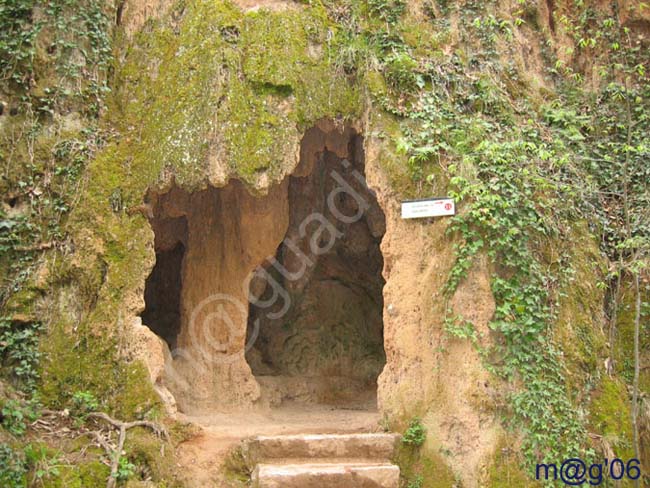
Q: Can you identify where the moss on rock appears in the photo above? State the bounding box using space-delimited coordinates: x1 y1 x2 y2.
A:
614 285 650 394
589 376 635 460
100 0 361 195
124 426 179 485
394 442 457 488
33 0 366 447
39 314 160 419
42 460 109 488
552 222 607 397
484 436 535 488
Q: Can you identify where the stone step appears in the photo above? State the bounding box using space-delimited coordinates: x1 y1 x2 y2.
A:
251 462 400 488
243 433 401 465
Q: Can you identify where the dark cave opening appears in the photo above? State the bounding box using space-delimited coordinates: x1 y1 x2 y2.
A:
141 216 187 351
245 127 387 409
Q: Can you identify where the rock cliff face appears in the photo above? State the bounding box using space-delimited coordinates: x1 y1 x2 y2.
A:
1 0 649 487
137 121 389 414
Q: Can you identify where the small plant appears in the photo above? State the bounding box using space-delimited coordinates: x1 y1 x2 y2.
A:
367 0 406 24
24 444 61 483
0 317 42 391
1 399 39 436
383 52 420 92
70 391 99 422
407 474 424 488
444 315 478 342
223 445 252 482
114 456 136 482
402 418 427 447
0 443 27 487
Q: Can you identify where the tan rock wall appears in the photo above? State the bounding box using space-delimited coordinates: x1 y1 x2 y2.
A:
146 181 290 413
365 130 500 486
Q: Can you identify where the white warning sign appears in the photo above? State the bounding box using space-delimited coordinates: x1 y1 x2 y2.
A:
401 198 455 219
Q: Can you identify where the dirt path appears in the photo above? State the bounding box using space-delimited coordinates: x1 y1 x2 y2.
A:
174 402 382 487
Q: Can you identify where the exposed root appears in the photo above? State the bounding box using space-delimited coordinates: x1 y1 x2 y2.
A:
40 409 168 488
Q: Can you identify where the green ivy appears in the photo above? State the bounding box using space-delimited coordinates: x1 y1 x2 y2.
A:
377 3 597 474
0 443 27 488
385 2 650 480
444 138 589 468
366 0 406 25
1 399 40 437
0 0 40 87
0 317 42 391
0 0 112 308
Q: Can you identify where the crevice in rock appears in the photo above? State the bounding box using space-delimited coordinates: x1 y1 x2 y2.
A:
141 208 188 350
141 240 185 350
547 0 556 33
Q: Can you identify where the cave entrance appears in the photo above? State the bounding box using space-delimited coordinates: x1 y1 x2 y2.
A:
139 121 386 414
245 126 386 409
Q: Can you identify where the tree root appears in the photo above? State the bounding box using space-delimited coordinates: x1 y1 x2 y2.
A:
41 409 169 488
87 412 169 488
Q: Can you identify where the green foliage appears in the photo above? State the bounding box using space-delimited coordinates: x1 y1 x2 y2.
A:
394 436 457 488
0 2 646 486
1 399 39 436
23 444 61 484
0 0 112 306
382 0 649 478
402 418 427 447
70 391 99 421
444 315 478 343
222 445 251 482
0 0 112 98
48 460 110 488
106 0 360 193
114 456 135 482
589 377 635 458
0 0 39 87
0 318 42 391
0 443 27 487
445 138 589 468
407 474 423 488
39 318 161 420
383 52 420 92
123 426 179 484
367 0 406 25
379 6 607 474
0 443 63 487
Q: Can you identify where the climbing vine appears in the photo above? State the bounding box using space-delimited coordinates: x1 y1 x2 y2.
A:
350 0 650 480
0 4 115 484
398 66 591 468
0 0 113 302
